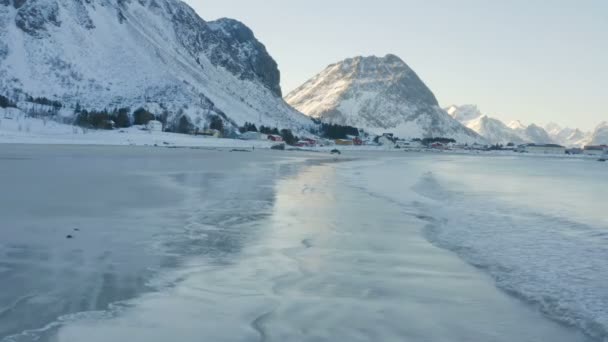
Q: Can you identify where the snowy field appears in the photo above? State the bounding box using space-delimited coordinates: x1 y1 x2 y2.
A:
1 109 605 162
0 145 606 342
0 109 274 149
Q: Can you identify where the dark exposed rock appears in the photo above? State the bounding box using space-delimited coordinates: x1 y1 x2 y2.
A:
168 3 282 97
15 0 61 37
0 43 7 60
13 0 28 8
207 18 282 97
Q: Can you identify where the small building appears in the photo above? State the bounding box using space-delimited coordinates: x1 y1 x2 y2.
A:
430 142 447 150
516 143 566 154
239 131 267 140
377 135 395 147
295 140 311 147
318 139 334 147
199 129 221 138
335 139 354 146
301 138 317 146
584 145 608 155
146 120 163 132
267 134 284 142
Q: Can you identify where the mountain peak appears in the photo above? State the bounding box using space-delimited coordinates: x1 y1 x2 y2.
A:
446 104 483 123
508 120 527 130
285 55 481 142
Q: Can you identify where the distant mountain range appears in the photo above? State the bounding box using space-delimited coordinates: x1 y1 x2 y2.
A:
0 0 312 132
447 105 603 147
285 55 482 143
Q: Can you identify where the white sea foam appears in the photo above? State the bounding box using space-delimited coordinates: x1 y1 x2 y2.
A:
341 154 608 341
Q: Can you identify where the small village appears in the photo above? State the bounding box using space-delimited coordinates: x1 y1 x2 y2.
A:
164 120 608 159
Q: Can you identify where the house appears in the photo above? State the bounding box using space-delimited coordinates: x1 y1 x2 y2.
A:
239 131 267 140
267 134 284 142
318 139 334 147
335 139 354 146
295 140 311 147
301 138 317 146
584 145 608 156
377 135 395 147
430 142 447 150
146 120 163 132
516 144 566 154
199 129 221 138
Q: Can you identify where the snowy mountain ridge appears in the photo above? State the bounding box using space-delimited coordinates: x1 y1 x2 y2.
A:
285 55 483 143
447 104 596 146
544 123 592 147
0 0 312 131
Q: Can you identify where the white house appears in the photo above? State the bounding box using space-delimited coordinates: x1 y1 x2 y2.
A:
516 143 566 154
146 120 163 132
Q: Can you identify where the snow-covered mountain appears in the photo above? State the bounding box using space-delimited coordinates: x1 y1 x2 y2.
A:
445 104 483 123
447 105 524 144
508 120 527 131
467 116 527 145
0 0 312 130
589 121 608 145
522 124 555 144
544 123 592 147
447 105 569 145
544 122 563 136
284 55 482 143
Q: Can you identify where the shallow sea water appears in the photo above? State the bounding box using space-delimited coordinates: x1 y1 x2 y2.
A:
1 146 602 341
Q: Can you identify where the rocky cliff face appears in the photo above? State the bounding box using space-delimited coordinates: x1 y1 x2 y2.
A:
0 0 310 130
285 54 482 142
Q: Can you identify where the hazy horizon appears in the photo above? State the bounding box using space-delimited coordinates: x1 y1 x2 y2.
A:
186 0 606 131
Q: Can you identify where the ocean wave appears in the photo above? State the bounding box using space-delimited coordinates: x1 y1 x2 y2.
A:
412 172 608 341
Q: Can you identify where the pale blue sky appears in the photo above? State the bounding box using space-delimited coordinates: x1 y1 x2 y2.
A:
186 0 607 130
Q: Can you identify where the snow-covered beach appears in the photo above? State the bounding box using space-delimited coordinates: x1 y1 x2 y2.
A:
1 145 606 341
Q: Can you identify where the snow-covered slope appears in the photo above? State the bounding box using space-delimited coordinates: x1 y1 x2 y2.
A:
0 0 312 131
285 55 482 143
589 121 608 145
